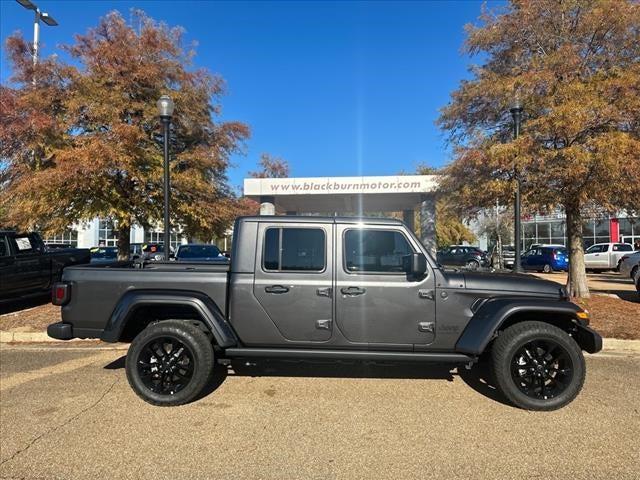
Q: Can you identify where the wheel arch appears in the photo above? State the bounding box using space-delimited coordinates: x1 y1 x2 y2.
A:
455 297 602 355
101 289 238 347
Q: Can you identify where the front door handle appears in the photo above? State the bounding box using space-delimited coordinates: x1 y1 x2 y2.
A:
265 285 289 294
341 286 366 296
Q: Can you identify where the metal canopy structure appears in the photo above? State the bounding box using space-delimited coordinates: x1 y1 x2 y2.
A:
244 175 439 253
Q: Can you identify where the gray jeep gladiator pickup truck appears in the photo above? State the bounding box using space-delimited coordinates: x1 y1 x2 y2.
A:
48 216 602 410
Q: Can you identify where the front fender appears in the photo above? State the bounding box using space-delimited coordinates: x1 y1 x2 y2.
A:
455 297 599 355
101 289 237 347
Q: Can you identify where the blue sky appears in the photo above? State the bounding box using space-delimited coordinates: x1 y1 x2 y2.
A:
1 0 492 190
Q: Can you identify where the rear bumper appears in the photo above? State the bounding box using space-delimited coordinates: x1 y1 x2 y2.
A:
47 322 74 340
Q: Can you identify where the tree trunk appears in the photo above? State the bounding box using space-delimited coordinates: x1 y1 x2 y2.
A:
565 202 590 298
116 224 131 261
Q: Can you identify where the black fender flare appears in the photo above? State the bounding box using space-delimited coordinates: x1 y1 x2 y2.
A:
455 297 602 355
100 289 238 347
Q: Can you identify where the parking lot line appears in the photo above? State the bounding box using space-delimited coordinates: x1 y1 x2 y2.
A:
0 352 113 392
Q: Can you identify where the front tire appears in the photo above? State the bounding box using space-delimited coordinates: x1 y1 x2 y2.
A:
126 320 214 406
491 321 585 411
466 259 480 271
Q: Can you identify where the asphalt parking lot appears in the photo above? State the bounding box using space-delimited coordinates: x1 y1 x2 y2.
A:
1 343 639 480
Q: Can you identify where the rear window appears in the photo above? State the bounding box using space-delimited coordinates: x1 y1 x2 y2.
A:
613 244 633 252
263 227 325 272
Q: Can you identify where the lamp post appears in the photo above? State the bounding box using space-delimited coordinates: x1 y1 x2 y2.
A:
157 95 175 261
16 0 58 83
510 101 523 273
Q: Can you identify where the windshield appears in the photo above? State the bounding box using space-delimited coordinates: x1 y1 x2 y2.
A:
177 245 221 258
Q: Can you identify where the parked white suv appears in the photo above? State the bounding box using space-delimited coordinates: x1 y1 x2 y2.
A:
584 243 634 272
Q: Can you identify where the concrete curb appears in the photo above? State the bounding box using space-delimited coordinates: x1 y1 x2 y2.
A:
0 331 94 343
1 330 639 353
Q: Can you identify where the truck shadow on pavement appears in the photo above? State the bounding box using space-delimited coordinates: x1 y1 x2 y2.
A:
104 356 512 407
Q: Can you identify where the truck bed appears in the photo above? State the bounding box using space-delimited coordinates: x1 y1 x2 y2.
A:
60 261 229 338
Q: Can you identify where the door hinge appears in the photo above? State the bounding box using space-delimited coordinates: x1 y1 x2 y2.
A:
418 289 435 300
418 322 435 333
316 319 332 330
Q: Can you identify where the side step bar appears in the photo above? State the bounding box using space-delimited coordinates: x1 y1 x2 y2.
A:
224 348 474 363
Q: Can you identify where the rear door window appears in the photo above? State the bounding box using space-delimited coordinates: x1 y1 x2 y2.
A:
263 227 325 272
11 236 35 254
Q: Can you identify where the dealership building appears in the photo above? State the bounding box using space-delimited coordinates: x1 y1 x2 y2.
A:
44 174 638 252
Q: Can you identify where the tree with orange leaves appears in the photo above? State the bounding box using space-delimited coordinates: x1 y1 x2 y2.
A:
438 0 640 297
0 10 249 259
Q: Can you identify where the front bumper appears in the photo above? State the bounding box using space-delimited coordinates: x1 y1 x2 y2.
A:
47 322 74 340
575 324 603 354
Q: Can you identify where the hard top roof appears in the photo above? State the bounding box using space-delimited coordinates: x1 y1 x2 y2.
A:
237 215 405 226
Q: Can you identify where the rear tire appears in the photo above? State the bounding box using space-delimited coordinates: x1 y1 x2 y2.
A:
542 264 552 273
491 321 585 411
126 320 214 406
631 265 638 280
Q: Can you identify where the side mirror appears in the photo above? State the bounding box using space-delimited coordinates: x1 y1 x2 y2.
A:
403 253 427 277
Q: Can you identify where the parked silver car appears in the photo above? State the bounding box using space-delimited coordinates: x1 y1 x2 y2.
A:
619 251 640 279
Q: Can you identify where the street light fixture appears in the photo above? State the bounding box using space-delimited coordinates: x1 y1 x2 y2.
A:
15 0 58 70
157 95 175 261
510 101 524 273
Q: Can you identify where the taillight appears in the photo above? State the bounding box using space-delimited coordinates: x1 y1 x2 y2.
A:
51 282 71 306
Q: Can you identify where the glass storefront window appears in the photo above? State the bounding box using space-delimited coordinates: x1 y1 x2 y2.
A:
595 219 609 238
537 223 551 243
98 220 118 247
550 222 564 238
43 230 79 247
144 230 182 251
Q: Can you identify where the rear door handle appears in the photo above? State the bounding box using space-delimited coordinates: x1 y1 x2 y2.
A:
265 285 289 294
341 286 366 296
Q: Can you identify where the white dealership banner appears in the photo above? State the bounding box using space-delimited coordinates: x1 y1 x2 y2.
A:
244 175 439 196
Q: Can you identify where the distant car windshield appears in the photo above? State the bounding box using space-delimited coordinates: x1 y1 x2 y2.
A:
177 245 221 259
90 247 117 259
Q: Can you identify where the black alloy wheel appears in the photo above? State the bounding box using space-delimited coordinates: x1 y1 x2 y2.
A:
137 337 195 395
510 339 573 400
126 320 214 406
491 321 585 411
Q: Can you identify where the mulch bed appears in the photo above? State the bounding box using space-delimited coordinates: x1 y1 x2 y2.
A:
576 295 640 340
0 301 61 332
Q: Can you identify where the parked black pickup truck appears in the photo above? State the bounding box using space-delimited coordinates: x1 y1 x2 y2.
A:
0 231 90 303
48 216 602 410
